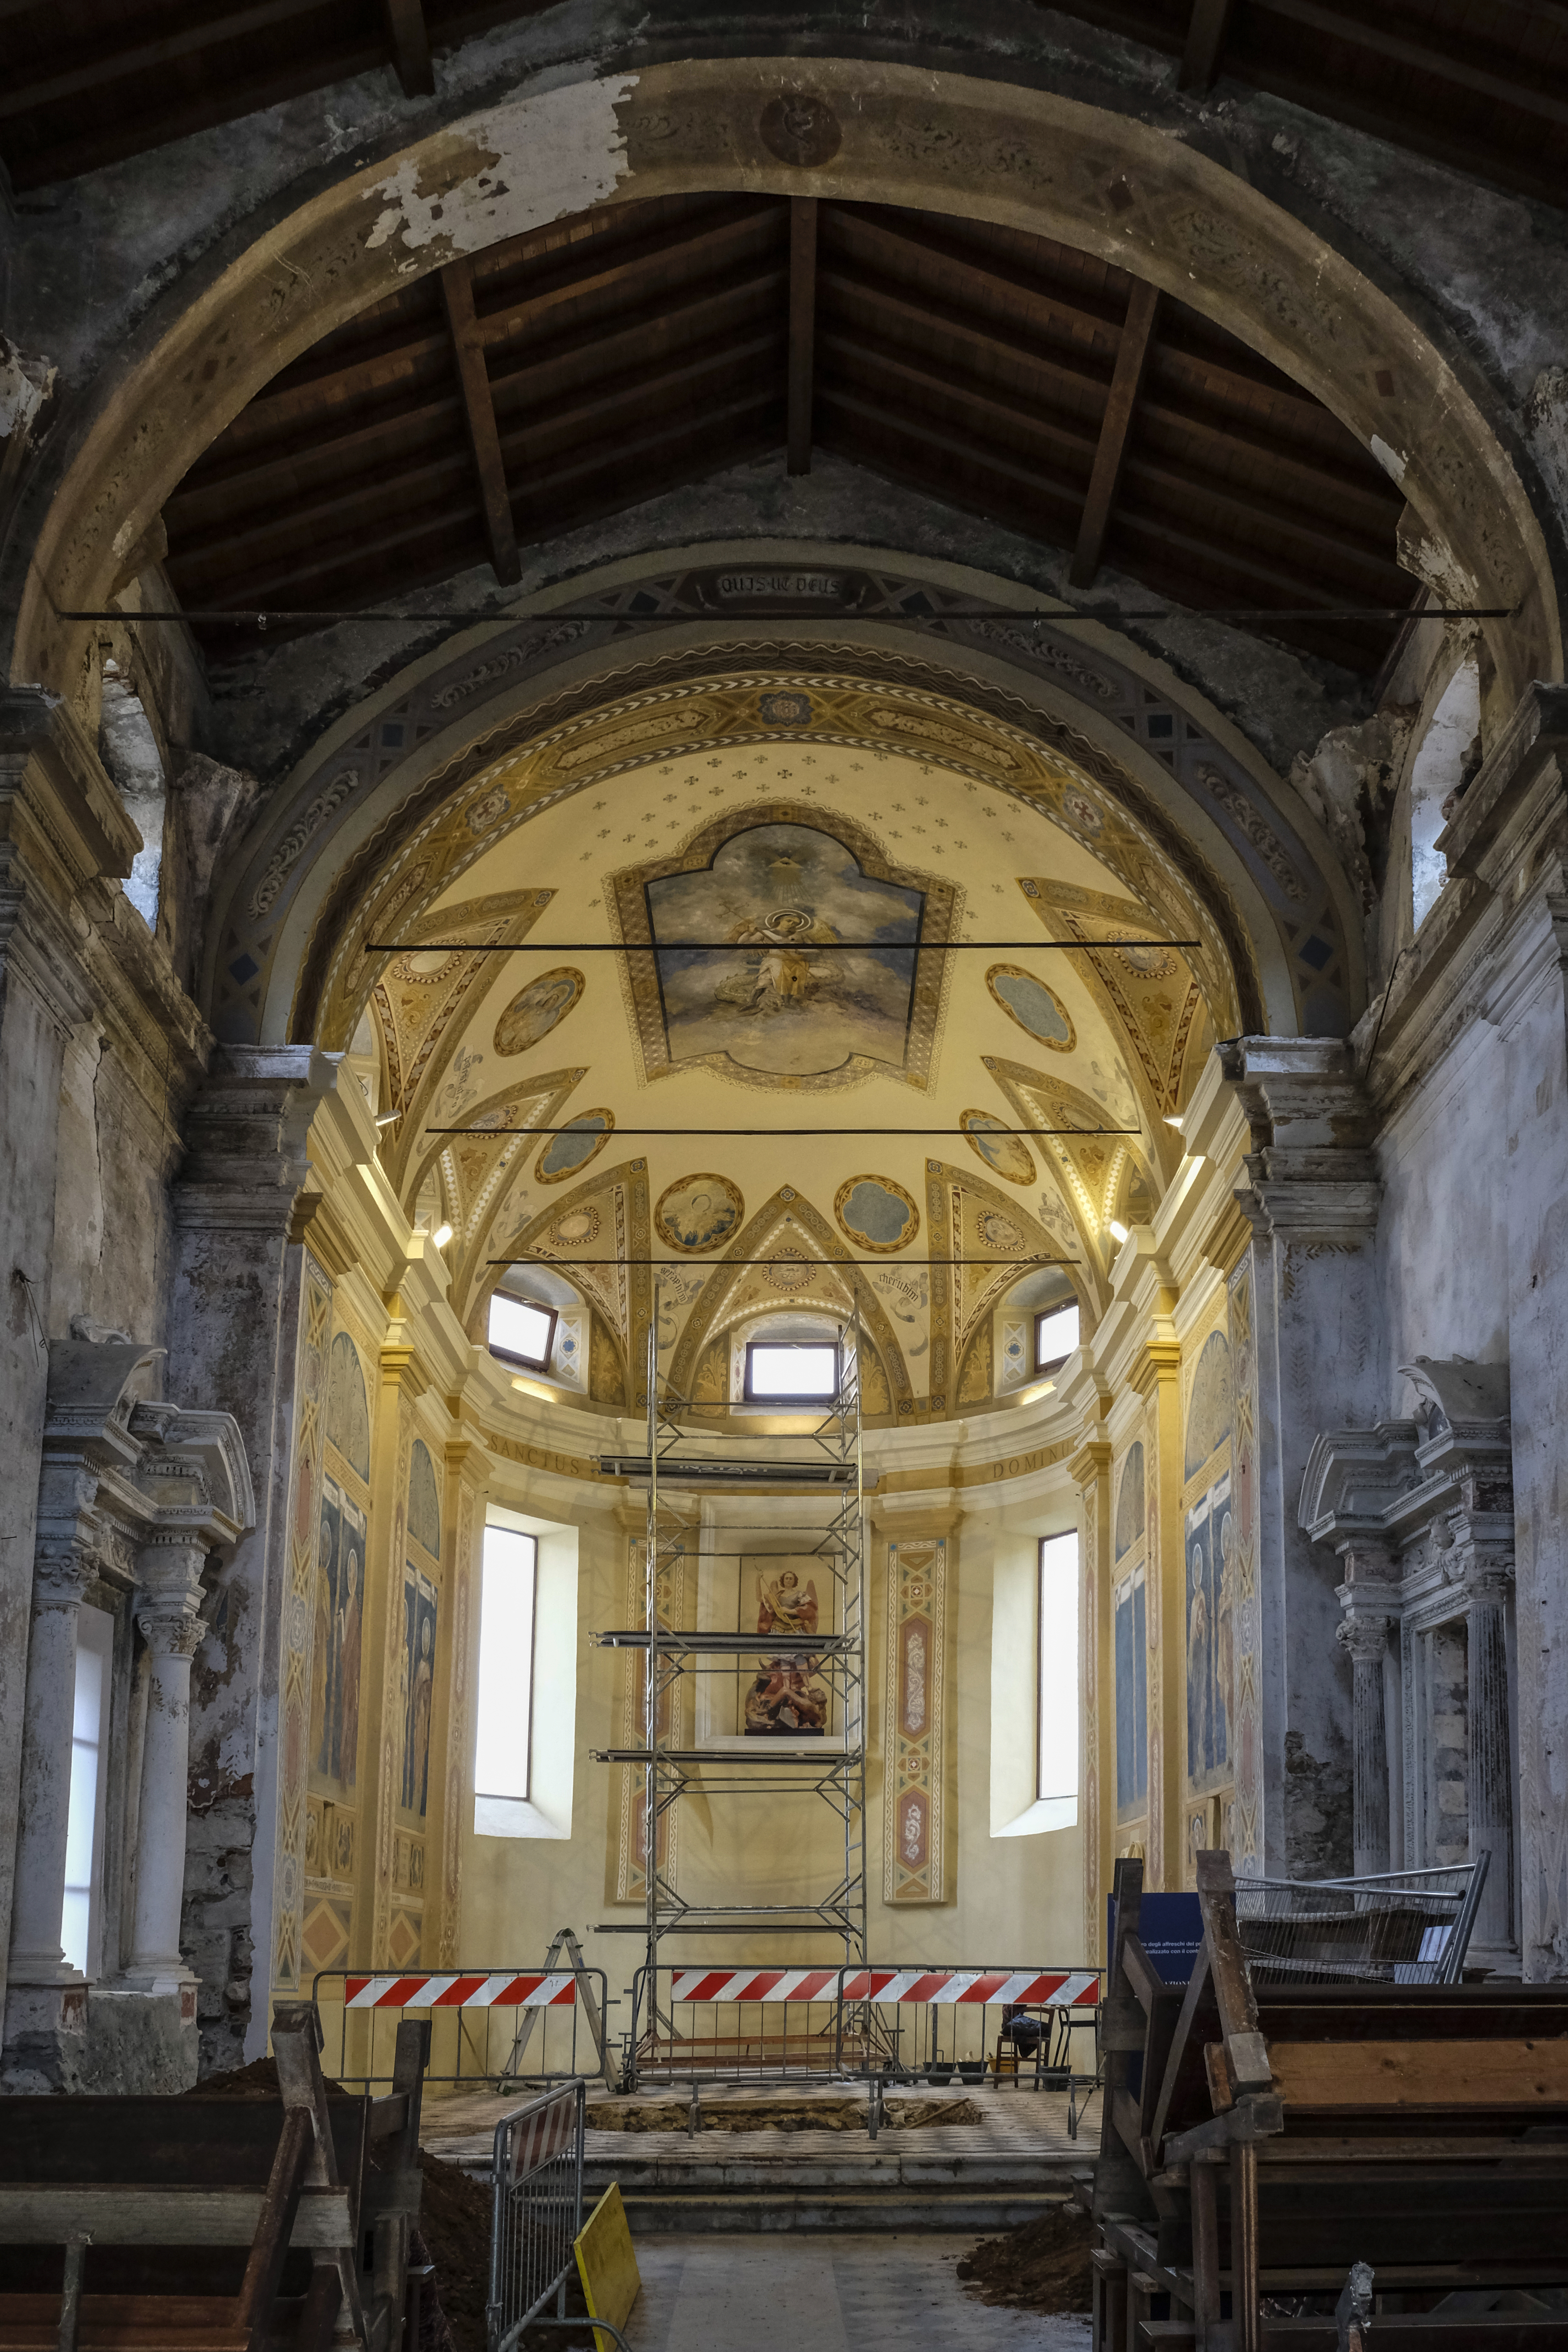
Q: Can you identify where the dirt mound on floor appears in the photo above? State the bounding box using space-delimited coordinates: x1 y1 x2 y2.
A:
956 2203 1096 2311
184 2056 349 2097
591 2094 981 2132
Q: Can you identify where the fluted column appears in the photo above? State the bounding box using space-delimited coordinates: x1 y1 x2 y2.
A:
1336 1613 1393 1879
6 1519 97 1987
124 1539 207 1987
1447 1553 1516 1958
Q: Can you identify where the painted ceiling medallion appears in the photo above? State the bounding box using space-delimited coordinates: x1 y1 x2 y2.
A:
548 1207 600 1249
764 1250 814 1292
656 1174 746 1255
494 967 584 1056
976 1210 1029 1255
613 806 955 1092
534 1111 614 1184
757 689 813 724
986 964 1077 1053
959 1112 1036 1187
835 1176 920 1254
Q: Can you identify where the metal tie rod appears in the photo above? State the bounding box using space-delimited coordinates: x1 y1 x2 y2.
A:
495 1255 1075 1266
67 604 1514 624
435 1123 1136 1136
367 938 1199 952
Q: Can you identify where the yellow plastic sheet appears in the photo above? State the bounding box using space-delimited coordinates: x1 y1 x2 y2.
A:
574 2180 641 2349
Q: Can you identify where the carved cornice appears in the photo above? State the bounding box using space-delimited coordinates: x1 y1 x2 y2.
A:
1068 1438 1112 1493
289 1189 358 1279
1202 1197 1255 1279
1129 1339 1181 1400
379 1344 430 1403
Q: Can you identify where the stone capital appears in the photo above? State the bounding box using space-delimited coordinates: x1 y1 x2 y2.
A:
1441 1545 1515 1611
32 1537 101 1610
1336 1611 1393 1667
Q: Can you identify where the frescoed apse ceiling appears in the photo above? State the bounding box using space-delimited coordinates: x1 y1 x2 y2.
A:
227 600 1351 1427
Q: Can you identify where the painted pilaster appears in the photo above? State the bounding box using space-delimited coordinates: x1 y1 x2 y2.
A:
1131 1337 1182 1889
877 1502 959 1910
432 1438 489 1965
360 1340 424 1970
1072 1437 1113 1963
1222 1039 1383 1878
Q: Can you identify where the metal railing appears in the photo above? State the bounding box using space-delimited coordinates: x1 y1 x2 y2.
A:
625 1960 1102 2091
311 1962 612 2090
1234 1857 1489 1986
488 2082 583 2352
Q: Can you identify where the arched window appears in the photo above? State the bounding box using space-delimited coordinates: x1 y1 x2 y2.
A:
485 1268 586 1388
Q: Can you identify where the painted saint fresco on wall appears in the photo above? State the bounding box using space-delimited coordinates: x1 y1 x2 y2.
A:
1115 1573 1149 1818
311 1477 365 1795
325 1332 370 1480
743 1565 830 1735
1184 1329 1233 1482
1185 1474 1234 1792
400 1567 439 1816
632 820 942 1083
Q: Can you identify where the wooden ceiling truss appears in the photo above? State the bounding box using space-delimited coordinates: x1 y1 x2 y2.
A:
162 193 1412 674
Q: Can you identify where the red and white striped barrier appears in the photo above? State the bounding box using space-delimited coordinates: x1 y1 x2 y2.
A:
344 1970 577 2008
505 2084 580 2183
667 1967 1099 2006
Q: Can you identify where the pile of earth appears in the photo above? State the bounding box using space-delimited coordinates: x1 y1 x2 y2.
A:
956 2203 1097 2311
590 2094 981 2132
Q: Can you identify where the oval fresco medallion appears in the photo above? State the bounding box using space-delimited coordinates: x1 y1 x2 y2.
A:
534 1110 614 1184
548 1206 600 1249
764 1249 814 1292
986 964 1077 1053
976 1209 1029 1255
494 967 585 1057
834 1175 919 1254
959 1111 1036 1187
1109 936 1179 978
656 1173 746 1255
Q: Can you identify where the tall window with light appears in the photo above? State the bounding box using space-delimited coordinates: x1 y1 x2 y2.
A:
1036 1530 1080 1826
474 1526 538 1805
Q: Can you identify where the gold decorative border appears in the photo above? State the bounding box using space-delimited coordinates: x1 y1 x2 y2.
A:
883 1537 948 1905
958 1109 1036 1188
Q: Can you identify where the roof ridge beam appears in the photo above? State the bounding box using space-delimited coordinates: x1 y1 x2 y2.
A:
1072 279 1161 588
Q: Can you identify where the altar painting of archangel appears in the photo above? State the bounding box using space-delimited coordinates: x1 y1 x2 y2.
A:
743 1563 831 1736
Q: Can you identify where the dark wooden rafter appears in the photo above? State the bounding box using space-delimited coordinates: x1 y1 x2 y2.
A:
1071 277 1161 587
161 192 1412 671
384 0 435 99
439 258 520 585
1178 0 1237 92
787 198 819 477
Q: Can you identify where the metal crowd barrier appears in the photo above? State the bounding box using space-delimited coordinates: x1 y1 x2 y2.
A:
626 1961 1103 2094
311 1964 612 2091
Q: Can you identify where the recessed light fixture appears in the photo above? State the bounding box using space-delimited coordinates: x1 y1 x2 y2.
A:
431 1222 454 1248
375 1111 400 1128
1164 1114 1185 1130
1108 1219 1130 1244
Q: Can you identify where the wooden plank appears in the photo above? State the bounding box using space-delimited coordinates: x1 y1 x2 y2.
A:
1162 2093 1283 2165
0 0 325 118
1070 276 1159 587
1148 1945 1216 2157
439 258 521 586
1121 1932 1164 2015
384 0 434 97
1269 2037 1568 2109
1251 0 1568 130
1195 1851 1267 2088
238 2108 313 2352
817 329 1097 470
1178 0 1236 92
0 2184 351 2247
787 198 819 475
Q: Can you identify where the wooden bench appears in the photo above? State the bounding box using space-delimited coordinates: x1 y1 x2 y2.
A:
0 2004 426 2352
1090 1852 1568 2352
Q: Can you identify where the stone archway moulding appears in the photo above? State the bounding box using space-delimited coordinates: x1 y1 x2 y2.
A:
13 57 1561 715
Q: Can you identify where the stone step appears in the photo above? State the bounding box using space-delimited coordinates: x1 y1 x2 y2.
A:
615 2185 1075 2234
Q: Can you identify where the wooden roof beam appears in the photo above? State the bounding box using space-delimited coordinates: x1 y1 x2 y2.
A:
1179 0 1237 92
384 0 435 97
1071 280 1160 588
787 198 818 476
440 258 520 585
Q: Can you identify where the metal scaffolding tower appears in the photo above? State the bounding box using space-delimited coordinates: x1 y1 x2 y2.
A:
596 1293 869 2015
